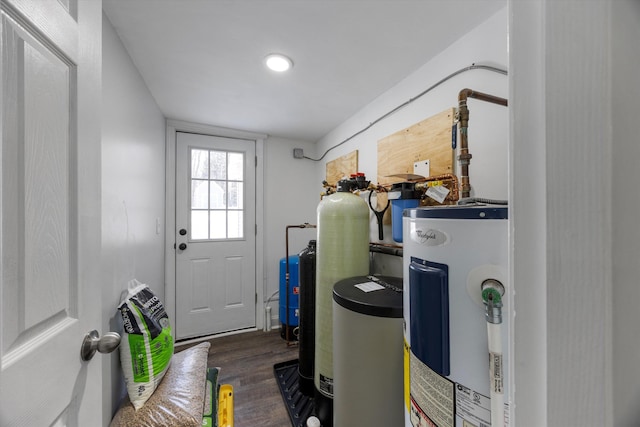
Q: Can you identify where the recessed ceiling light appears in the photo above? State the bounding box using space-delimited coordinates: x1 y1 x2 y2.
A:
264 53 293 72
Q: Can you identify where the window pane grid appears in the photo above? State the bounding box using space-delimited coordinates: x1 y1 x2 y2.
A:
190 148 245 240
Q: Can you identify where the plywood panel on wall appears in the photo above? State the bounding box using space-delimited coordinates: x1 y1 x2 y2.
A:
377 108 455 186
325 150 358 186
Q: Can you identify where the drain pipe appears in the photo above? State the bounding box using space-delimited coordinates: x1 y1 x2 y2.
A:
369 242 403 257
457 89 508 198
284 223 317 345
482 279 505 427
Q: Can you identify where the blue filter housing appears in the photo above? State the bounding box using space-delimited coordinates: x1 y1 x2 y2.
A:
279 255 300 340
391 199 420 242
388 182 420 243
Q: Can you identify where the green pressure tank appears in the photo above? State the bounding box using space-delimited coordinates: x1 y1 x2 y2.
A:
314 178 370 426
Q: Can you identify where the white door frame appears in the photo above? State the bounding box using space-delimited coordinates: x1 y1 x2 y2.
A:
165 119 266 335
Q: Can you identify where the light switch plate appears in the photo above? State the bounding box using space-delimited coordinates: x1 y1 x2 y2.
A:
414 159 430 177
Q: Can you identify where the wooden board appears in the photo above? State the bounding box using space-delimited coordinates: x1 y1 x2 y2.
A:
377 108 455 186
325 150 358 186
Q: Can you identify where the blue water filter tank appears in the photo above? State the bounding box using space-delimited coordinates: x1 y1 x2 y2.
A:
391 199 420 242
389 182 420 243
279 255 300 340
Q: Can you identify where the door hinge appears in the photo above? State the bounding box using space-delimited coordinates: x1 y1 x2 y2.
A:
255 224 257 235
255 293 258 304
255 156 258 167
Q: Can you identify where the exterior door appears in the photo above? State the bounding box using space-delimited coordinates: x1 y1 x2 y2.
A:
0 0 102 426
175 132 256 339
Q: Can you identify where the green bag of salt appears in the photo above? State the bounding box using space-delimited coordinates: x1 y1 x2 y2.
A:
118 279 174 410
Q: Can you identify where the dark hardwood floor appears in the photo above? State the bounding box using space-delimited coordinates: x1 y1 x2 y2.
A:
176 329 299 427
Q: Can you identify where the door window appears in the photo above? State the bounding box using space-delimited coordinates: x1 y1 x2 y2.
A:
190 148 244 240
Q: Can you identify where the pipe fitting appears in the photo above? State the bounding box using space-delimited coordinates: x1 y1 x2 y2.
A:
458 152 472 164
455 89 508 198
482 279 505 324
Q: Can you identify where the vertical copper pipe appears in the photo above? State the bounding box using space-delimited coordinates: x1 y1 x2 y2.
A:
457 89 508 198
284 223 317 345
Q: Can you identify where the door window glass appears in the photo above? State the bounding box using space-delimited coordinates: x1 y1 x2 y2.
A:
190 148 245 240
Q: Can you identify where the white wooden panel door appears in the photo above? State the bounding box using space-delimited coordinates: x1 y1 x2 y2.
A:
175 132 256 339
0 0 102 426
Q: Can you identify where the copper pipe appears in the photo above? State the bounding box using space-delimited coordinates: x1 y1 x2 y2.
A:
378 173 460 203
457 89 508 198
284 223 317 345
415 174 460 204
458 88 508 107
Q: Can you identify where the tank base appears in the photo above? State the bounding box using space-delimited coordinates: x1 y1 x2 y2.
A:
314 387 333 427
298 370 314 397
279 323 298 341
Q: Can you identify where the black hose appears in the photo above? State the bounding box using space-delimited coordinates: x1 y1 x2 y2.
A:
458 197 508 206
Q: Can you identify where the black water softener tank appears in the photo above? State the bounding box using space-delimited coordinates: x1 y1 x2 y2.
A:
298 240 316 396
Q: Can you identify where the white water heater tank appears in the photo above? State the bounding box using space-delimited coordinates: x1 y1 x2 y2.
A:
402 205 510 427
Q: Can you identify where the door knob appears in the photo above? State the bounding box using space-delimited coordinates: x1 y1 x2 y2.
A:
179 243 187 250
81 330 121 361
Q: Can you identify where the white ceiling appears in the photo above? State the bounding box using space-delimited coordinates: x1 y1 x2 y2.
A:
103 0 505 142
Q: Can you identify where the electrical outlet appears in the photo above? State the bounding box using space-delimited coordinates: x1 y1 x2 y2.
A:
293 148 304 159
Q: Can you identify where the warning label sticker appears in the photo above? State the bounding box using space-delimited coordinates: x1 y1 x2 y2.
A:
404 339 411 413
489 351 504 394
319 374 333 396
455 383 510 427
409 350 454 427
455 384 491 427
355 281 385 293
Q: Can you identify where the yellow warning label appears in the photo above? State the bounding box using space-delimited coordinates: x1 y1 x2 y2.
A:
404 339 410 413
410 350 455 427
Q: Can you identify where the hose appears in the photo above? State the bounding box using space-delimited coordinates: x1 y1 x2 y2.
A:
482 281 505 427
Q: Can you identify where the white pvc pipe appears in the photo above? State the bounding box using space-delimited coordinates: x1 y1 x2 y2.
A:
265 306 272 331
487 321 504 427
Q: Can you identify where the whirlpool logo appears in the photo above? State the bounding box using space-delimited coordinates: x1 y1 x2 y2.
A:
411 227 448 246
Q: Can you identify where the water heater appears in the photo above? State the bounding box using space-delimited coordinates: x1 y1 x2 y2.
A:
403 205 509 427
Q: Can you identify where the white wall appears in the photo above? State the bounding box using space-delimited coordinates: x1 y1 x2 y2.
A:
315 8 509 209
263 136 318 327
543 2 612 421
510 0 621 425
612 0 640 424
101 13 167 421
508 0 548 423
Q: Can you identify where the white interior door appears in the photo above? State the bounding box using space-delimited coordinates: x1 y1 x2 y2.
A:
0 0 102 426
175 132 256 339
